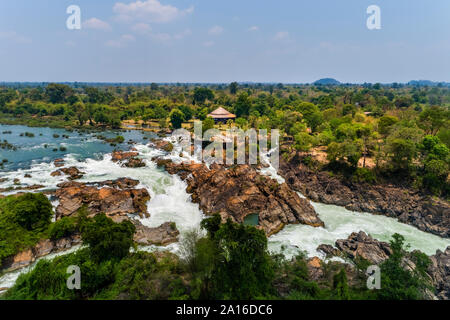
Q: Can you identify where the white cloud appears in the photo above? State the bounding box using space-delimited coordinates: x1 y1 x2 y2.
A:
148 29 192 43
113 0 194 23
150 33 172 42
203 41 214 47
208 25 223 36
248 26 259 32
174 29 192 40
0 31 31 44
83 18 112 31
131 23 152 34
106 34 135 48
273 31 290 41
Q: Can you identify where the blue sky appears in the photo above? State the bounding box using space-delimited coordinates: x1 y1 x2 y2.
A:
0 0 449 83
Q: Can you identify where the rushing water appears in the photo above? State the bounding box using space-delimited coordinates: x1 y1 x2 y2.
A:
0 124 449 290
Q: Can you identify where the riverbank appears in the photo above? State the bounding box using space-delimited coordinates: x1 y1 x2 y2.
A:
279 152 450 238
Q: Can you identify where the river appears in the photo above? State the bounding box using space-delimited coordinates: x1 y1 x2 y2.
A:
0 124 449 290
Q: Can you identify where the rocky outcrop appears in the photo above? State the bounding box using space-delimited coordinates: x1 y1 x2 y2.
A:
54 178 150 219
316 244 341 258
112 151 145 168
317 232 450 300
1 235 81 272
156 160 323 236
151 139 174 152
0 184 45 193
280 154 450 238
317 232 392 265
54 158 65 167
51 167 84 180
428 247 450 300
92 177 140 189
336 232 392 265
133 220 180 246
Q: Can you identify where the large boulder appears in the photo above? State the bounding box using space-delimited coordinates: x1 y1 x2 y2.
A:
133 221 180 246
151 139 174 152
334 232 392 265
54 179 150 219
428 247 450 300
157 160 323 236
51 167 84 180
111 151 146 168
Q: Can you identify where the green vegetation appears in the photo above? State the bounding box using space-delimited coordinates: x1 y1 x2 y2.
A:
378 234 431 300
81 214 135 263
48 216 78 241
3 211 433 301
0 193 52 264
2 82 447 194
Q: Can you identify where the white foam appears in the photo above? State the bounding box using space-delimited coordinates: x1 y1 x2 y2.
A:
268 201 450 259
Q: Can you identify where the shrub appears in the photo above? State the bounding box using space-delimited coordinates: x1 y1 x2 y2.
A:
81 213 135 262
114 135 125 143
9 193 53 231
377 233 431 300
353 167 376 183
48 217 78 240
0 193 53 264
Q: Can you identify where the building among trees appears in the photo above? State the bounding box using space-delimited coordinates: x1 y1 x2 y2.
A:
207 107 236 123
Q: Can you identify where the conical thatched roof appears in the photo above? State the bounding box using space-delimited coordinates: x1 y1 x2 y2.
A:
207 107 236 119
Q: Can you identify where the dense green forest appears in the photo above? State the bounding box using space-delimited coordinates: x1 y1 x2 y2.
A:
1 194 432 300
1 82 449 196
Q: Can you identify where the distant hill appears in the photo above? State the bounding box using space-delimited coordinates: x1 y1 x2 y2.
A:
313 78 341 85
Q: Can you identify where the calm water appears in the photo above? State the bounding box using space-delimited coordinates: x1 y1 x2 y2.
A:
0 124 155 171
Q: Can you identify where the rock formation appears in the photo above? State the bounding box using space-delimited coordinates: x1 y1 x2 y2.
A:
317 232 450 300
133 220 180 246
1 235 82 272
51 166 84 180
111 150 145 168
54 178 150 219
156 159 323 236
280 153 450 238
428 247 450 300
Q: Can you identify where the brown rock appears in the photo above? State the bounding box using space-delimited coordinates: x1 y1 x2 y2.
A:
1 235 82 273
307 257 324 281
111 150 146 168
317 244 341 257
54 179 150 219
54 158 65 168
133 221 180 246
6 249 34 271
335 231 392 265
428 246 450 300
34 239 54 257
51 167 84 180
111 150 138 161
157 160 323 236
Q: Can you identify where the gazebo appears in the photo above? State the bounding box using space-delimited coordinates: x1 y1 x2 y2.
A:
207 107 236 123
